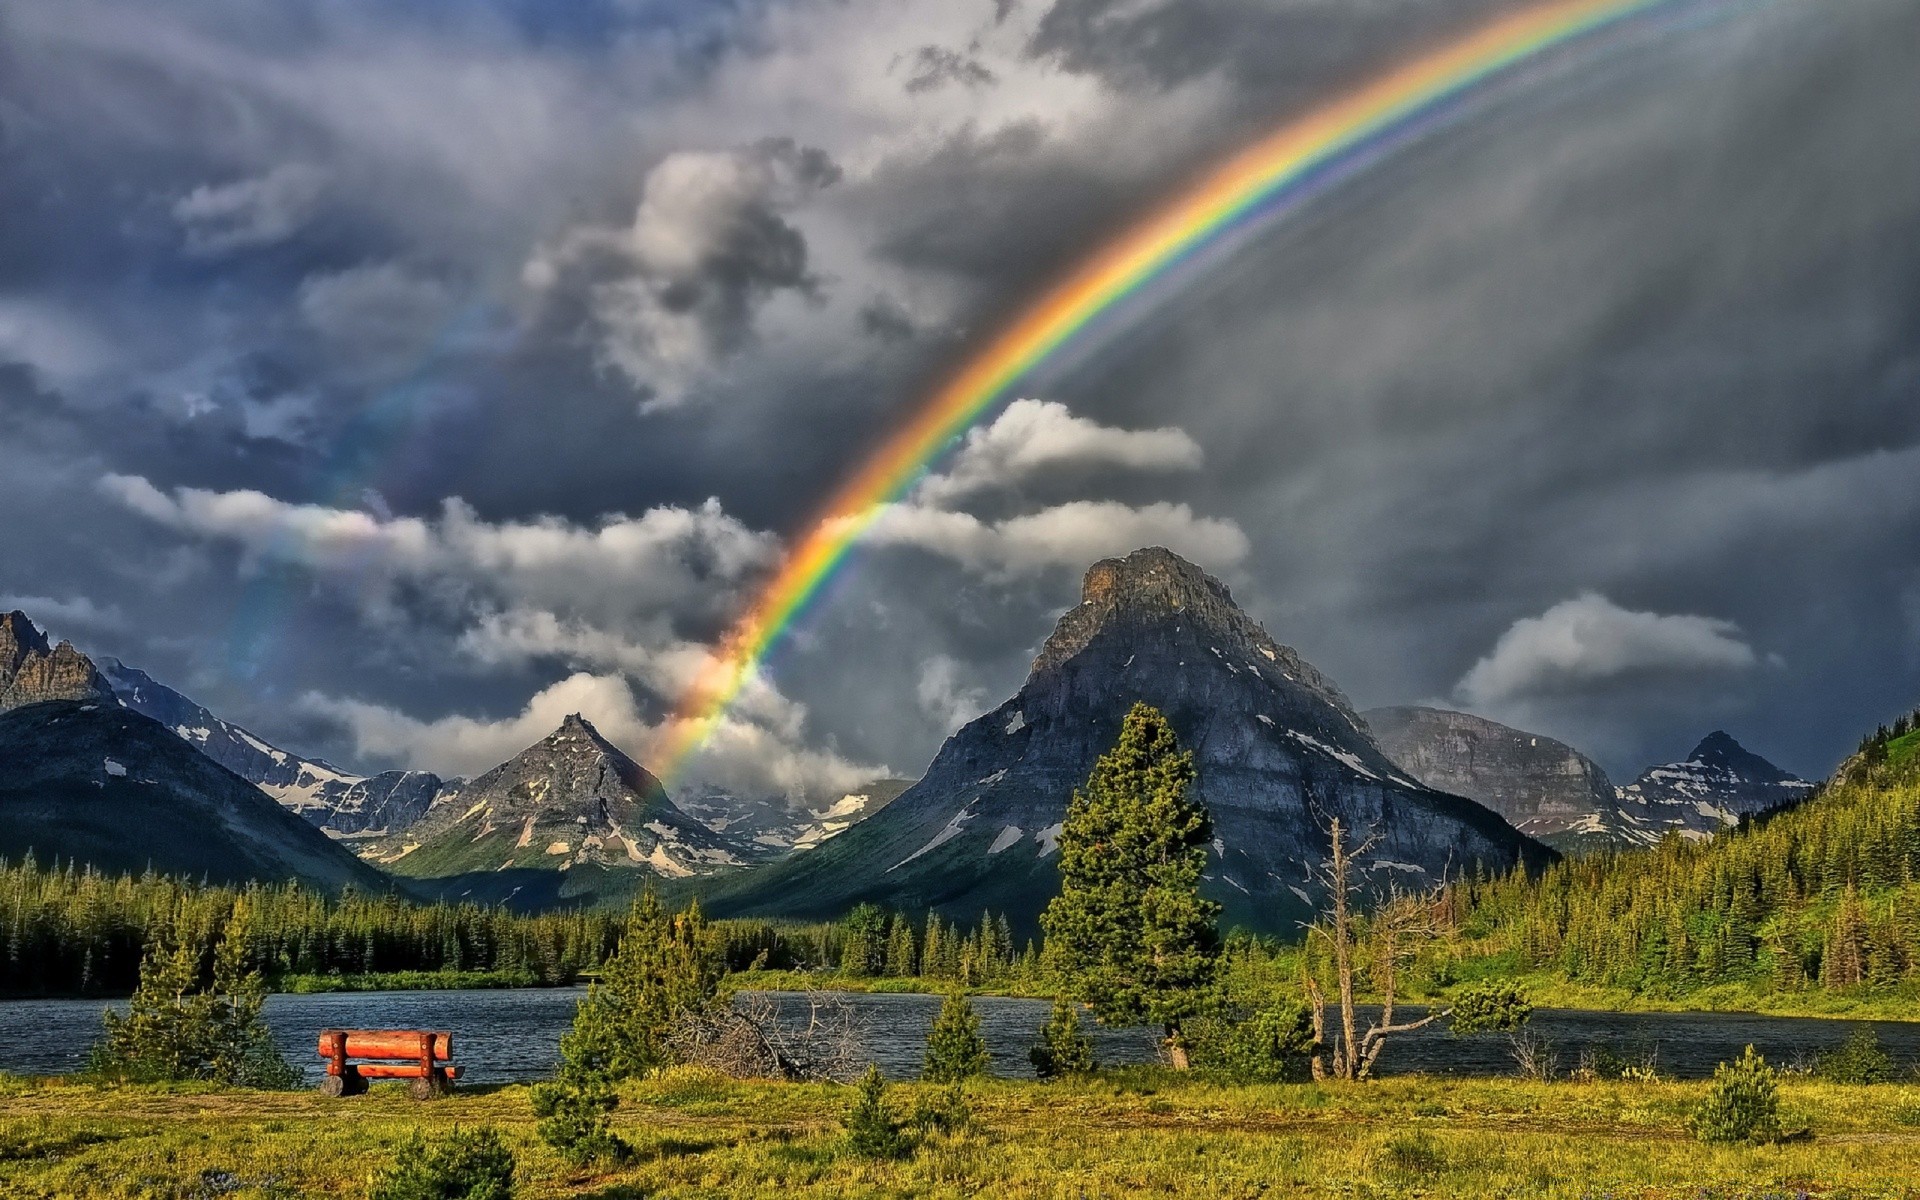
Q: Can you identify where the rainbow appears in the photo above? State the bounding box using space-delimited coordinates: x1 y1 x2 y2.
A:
659 0 1680 780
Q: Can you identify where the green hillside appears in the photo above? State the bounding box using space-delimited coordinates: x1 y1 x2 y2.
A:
1451 706 1920 1007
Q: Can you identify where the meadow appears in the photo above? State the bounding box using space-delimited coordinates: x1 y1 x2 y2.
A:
5 1067 1920 1199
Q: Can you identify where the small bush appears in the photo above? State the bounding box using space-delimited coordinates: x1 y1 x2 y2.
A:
529 1075 628 1165
923 992 989 1083
368 1126 515 1200
1689 1045 1783 1145
1029 994 1095 1080
1814 1027 1893 1085
1448 980 1532 1035
1187 996 1315 1083
843 1065 911 1159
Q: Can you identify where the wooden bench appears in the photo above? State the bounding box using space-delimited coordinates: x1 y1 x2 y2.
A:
316 1029 461 1099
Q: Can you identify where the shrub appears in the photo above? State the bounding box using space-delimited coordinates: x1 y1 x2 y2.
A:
1448 980 1532 1035
1187 996 1316 1083
529 1073 627 1165
368 1126 515 1200
1814 1027 1893 1085
1689 1045 1783 1145
843 1065 911 1159
923 992 989 1083
1029 994 1095 1080
912 1080 974 1137
89 903 298 1089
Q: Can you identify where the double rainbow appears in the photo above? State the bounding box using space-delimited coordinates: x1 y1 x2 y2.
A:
659 0 1679 780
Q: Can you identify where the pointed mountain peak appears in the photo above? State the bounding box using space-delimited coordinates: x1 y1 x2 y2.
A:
1683 730 1795 782
1 610 54 662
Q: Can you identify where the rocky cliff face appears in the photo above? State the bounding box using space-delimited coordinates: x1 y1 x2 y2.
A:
0 612 111 711
1618 732 1816 833
705 547 1552 934
1366 707 1621 853
100 658 448 835
0 700 390 892
367 714 750 887
1368 708 1816 850
677 779 915 856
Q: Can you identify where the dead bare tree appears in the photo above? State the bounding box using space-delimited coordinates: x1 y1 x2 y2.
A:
1305 817 1464 1081
668 991 867 1082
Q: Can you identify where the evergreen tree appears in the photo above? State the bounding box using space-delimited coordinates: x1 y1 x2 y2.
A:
885 914 917 978
1041 703 1220 1067
923 991 989 1083
838 903 889 977
843 1065 910 1159
1028 993 1095 1080
532 892 718 1163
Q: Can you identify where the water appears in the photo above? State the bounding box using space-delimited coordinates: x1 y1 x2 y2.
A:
1 989 1913 1085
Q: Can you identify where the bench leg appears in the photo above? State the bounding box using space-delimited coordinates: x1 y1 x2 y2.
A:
407 1074 449 1101
319 1067 368 1097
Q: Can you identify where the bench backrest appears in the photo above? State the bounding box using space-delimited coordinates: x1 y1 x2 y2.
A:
316 1029 453 1061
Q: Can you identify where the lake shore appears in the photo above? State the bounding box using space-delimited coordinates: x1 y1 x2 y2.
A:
4 1068 1920 1197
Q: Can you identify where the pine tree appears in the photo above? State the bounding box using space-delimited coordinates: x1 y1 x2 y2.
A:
886 914 917 978
1041 703 1220 1067
1028 993 1095 1080
923 991 989 1083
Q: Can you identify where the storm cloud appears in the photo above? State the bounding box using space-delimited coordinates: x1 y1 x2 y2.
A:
1 0 1915 797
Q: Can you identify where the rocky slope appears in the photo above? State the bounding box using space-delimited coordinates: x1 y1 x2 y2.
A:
1368 708 1815 851
704 548 1553 934
366 714 752 903
0 700 390 891
0 611 111 711
1366 707 1622 853
99 658 448 836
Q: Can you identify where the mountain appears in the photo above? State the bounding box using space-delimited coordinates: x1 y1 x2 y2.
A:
1617 731 1816 832
703 547 1553 934
99 658 448 836
0 611 111 711
365 714 752 904
0 700 390 892
1366 707 1624 853
676 778 915 855
1368 707 1816 851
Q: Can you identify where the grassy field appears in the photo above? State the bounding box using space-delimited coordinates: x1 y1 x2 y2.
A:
6 1067 1920 1198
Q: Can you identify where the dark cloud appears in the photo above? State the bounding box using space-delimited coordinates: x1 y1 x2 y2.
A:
0 0 1914 797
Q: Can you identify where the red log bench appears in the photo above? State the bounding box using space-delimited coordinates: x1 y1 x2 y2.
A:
316 1029 461 1099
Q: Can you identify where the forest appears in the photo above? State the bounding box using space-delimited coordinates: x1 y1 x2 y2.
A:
1450 711 1920 999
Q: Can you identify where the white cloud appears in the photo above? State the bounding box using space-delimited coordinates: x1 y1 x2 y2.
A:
1457 592 1763 706
172 163 329 255
861 498 1248 578
303 670 885 799
0 594 127 634
916 654 987 730
915 398 1203 505
527 142 837 410
99 474 774 629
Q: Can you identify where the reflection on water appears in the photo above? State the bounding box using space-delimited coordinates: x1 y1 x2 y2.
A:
0 988 1914 1085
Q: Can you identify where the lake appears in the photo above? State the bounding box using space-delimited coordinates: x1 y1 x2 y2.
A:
1 989 1912 1085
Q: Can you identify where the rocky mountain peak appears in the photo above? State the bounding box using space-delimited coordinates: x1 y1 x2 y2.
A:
1685 730 1788 780
1033 548 1348 709
0 611 111 712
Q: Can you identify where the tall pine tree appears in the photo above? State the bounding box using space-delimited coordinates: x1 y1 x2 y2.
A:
1041 702 1220 1068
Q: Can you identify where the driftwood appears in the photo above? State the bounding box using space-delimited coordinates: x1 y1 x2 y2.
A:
668 991 867 1083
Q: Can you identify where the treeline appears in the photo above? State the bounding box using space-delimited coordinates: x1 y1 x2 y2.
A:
0 855 620 996
710 904 1033 985
1454 710 1920 996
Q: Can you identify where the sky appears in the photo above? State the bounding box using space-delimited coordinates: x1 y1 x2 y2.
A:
2 0 1917 799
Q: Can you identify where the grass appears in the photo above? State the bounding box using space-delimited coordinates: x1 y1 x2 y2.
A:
6 1067 1920 1197
271 969 548 994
